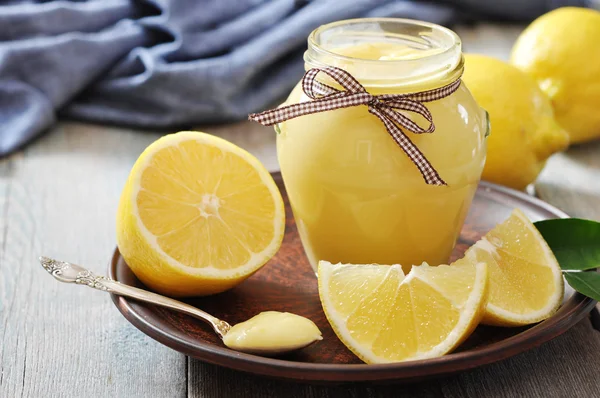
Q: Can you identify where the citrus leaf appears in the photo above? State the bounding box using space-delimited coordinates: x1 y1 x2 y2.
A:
534 218 600 271
564 271 600 302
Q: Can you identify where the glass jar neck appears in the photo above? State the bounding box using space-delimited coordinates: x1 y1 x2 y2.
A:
304 18 463 90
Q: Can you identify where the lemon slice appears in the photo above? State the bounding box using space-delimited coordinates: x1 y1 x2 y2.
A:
116 131 285 297
457 208 564 326
318 260 488 363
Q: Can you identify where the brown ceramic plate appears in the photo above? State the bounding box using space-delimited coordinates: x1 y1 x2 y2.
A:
109 172 596 383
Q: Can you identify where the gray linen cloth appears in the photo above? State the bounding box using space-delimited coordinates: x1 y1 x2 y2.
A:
0 0 590 155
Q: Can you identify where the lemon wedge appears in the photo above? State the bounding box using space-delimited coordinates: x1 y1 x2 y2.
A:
457 208 564 326
318 260 488 363
116 131 285 297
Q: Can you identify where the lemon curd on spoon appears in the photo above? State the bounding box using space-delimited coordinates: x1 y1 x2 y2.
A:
223 311 322 355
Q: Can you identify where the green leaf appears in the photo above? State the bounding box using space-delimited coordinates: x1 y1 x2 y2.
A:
564 271 600 302
274 123 282 135
534 218 600 271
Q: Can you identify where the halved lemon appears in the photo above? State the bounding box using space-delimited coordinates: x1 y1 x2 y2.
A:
456 208 564 326
116 131 285 297
318 260 488 363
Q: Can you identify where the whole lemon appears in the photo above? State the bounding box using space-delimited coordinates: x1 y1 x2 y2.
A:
463 54 569 190
511 7 600 143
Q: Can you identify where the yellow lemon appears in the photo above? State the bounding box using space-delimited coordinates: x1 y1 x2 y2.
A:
456 209 564 326
116 131 285 297
463 54 569 190
511 7 600 143
318 260 488 363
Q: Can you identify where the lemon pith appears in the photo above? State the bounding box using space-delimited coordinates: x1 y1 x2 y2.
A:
318 261 488 364
116 131 285 297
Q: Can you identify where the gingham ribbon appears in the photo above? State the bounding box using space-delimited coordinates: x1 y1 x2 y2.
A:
249 67 463 186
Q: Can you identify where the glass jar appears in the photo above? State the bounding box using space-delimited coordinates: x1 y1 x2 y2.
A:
277 18 488 273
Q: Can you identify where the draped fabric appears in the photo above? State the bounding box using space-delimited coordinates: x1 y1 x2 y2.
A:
0 0 589 155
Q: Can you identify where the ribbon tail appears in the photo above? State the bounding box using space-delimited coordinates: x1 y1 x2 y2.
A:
248 107 296 126
379 106 434 135
381 100 435 134
369 107 447 186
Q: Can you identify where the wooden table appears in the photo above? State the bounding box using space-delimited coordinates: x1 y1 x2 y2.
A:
1 24 599 397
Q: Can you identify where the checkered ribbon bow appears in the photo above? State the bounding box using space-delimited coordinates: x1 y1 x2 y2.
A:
249 67 462 186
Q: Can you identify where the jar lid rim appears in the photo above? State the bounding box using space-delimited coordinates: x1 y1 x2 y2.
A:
304 18 463 86
307 18 461 65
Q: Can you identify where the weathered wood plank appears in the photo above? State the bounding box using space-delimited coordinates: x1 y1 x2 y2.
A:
536 140 600 221
456 24 524 60
0 124 186 398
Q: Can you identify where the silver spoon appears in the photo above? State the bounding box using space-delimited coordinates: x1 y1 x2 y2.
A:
39 256 322 356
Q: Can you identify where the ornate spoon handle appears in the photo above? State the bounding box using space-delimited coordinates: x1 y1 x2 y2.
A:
39 256 231 338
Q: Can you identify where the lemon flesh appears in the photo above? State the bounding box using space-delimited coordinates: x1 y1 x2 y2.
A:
511 7 600 144
116 131 285 297
318 261 488 364
463 54 569 190
458 208 564 326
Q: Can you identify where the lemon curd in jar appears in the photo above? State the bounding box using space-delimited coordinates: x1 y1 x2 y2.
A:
277 19 488 273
